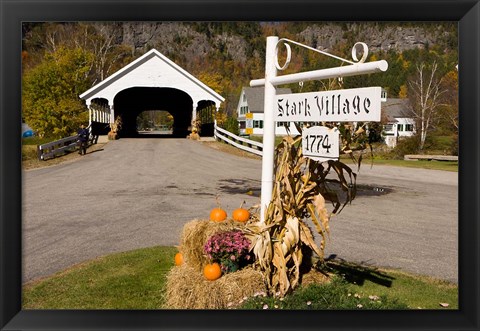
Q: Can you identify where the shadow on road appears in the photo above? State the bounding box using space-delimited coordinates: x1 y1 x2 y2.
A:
217 178 261 196
86 148 104 155
317 255 395 288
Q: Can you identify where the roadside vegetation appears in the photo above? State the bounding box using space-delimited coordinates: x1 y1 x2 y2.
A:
240 134 458 172
22 136 106 170
22 246 457 310
23 136 457 172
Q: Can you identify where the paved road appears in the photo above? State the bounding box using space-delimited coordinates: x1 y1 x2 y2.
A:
22 138 458 283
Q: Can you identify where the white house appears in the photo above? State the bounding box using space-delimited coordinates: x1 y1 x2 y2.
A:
382 98 416 148
235 87 413 148
236 87 301 136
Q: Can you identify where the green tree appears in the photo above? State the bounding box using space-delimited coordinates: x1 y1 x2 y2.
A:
22 47 94 138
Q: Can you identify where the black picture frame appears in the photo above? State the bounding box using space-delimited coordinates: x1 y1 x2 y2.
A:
1 0 478 330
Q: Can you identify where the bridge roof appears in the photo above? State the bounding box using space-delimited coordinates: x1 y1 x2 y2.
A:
79 48 225 107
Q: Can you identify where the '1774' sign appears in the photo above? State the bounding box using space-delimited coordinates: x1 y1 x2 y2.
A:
275 86 382 123
302 126 339 162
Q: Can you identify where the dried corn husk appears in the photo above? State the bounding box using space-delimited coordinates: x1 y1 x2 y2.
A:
246 126 358 296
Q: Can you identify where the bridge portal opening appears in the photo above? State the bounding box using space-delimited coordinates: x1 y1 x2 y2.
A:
137 110 174 134
113 87 193 138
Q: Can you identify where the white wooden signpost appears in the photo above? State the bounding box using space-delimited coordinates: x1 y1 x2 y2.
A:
250 36 388 222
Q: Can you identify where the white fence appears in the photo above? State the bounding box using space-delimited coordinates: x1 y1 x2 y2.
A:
214 125 263 156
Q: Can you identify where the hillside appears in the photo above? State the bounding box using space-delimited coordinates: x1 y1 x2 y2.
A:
22 21 457 116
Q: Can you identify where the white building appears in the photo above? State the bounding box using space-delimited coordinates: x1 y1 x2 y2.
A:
79 48 224 137
382 98 416 148
236 87 300 136
235 87 413 148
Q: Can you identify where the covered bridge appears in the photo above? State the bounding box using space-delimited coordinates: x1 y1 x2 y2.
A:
79 48 224 137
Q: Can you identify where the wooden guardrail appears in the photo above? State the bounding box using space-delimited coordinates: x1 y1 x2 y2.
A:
214 125 263 156
404 154 458 162
37 135 81 160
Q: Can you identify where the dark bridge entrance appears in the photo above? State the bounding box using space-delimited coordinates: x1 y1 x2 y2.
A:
114 87 193 138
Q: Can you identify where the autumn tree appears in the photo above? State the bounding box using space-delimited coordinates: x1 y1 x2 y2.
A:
407 61 445 150
22 47 94 138
439 69 459 133
23 23 134 86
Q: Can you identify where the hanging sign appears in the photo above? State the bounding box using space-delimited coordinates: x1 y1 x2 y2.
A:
249 36 388 222
245 113 253 134
302 126 339 162
275 86 382 123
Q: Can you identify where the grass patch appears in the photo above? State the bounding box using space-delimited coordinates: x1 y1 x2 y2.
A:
241 260 457 310
240 277 408 310
23 246 457 310
355 157 458 172
23 246 177 309
323 259 458 309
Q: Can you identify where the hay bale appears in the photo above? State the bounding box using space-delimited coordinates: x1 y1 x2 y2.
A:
165 264 266 309
301 269 331 287
179 219 246 272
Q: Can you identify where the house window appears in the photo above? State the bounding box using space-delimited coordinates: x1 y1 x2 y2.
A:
381 90 387 101
405 124 414 131
239 121 246 129
397 124 404 132
240 106 249 115
277 122 290 128
384 124 393 132
254 120 263 128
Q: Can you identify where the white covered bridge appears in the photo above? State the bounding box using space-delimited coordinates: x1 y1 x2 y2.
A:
79 48 224 137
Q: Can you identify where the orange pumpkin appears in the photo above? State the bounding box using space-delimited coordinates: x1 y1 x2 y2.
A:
174 252 184 266
232 208 250 222
203 262 222 281
210 208 227 222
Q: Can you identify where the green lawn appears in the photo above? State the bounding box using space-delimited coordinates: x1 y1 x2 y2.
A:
23 246 177 309
22 246 458 310
348 157 458 172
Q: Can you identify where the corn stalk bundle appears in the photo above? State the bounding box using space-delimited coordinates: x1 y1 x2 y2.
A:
110 116 122 133
245 128 358 297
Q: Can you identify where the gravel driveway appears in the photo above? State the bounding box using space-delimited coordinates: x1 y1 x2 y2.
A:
22 138 458 283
